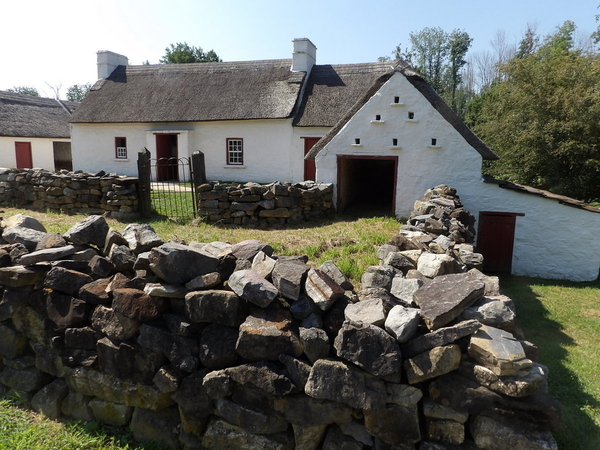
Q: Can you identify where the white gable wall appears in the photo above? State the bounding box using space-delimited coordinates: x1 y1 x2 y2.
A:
0 136 69 171
314 72 484 218
314 72 600 281
72 120 324 182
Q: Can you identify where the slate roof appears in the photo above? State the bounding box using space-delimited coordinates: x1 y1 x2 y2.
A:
70 59 306 123
305 61 498 161
0 91 77 138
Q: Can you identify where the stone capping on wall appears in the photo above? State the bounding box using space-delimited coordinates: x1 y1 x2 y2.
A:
0 185 560 449
197 180 334 226
0 168 139 219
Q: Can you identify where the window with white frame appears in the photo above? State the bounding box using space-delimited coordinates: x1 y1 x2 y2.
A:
226 138 243 165
115 137 127 159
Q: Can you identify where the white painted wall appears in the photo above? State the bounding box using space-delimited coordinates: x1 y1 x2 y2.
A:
314 71 600 281
456 178 600 282
0 136 70 171
72 120 326 182
314 72 483 218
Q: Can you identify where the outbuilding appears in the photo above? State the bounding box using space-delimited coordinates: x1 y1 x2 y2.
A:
0 91 77 171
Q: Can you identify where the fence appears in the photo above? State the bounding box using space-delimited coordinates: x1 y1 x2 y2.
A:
137 148 206 220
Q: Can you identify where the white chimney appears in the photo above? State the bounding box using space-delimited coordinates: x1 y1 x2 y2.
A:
97 50 129 79
292 38 316 73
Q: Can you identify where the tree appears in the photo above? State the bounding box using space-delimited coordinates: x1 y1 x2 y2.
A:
160 42 221 64
382 28 473 117
66 83 91 102
473 21 600 202
6 86 39 96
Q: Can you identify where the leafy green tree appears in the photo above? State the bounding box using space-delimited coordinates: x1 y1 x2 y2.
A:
6 86 39 96
474 21 600 202
447 30 473 112
382 28 473 117
160 42 221 64
66 83 91 102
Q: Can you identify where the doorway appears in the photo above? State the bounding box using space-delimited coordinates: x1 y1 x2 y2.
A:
337 155 397 216
53 142 73 171
477 212 524 274
15 142 33 169
155 134 179 181
303 137 320 181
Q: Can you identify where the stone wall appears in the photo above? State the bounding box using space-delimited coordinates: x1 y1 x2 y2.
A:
197 181 334 226
0 185 560 449
0 168 139 218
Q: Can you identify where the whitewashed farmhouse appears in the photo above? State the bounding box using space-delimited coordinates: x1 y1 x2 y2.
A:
0 91 77 171
70 39 600 282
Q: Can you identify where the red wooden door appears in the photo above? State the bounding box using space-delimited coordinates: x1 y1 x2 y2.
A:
155 134 178 181
303 137 320 181
15 142 33 169
477 212 521 274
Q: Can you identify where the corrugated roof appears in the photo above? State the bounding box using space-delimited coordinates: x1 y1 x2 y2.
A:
305 61 498 161
0 91 77 138
483 176 600 213
70 59 305 123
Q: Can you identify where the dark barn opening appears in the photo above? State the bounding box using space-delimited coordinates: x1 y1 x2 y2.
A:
337 155 397 216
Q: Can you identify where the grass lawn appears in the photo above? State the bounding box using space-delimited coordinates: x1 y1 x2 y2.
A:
0 207 598 449
501 276 600 449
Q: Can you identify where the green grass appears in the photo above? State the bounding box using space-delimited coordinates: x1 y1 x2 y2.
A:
501 276 600 449
0 398 165 450
150 189 196 221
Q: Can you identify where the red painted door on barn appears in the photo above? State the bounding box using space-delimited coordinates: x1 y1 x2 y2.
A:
477 212 523 274
303 137 320 181
15 142 33 169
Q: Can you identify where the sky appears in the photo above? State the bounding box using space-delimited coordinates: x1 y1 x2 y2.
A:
1 0 598 98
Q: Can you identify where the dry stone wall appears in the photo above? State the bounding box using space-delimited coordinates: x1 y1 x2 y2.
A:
0 168 139 218
0 185 560 450
197 181 334 226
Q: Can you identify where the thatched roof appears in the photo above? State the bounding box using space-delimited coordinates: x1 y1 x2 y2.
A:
70 59 305 123
305 61 498 161
292 62 395 127
483 176 600 213
0 91 77 138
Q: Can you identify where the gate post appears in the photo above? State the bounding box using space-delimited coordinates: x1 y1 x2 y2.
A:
191 151 207 186
190 151 207 217
137 148 152 217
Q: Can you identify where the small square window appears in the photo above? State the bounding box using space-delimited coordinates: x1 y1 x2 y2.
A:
408 112 415 120
394 96 400 104
227 138 244 165
115 137 127 159
375 114 381 121
355 138 361 145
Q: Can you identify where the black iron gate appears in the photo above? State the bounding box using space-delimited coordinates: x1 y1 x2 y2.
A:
137 148 206 220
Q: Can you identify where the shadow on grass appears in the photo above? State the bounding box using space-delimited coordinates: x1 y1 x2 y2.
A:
499 275 600 450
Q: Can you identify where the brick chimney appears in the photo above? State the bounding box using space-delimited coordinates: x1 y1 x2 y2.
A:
97 50 129 79
292 38 316 73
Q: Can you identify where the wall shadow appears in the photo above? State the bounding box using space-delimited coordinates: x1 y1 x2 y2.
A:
499 275 600 449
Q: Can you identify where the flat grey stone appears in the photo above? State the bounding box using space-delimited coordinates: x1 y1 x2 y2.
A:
413 273 485 330
400 319 482 359
17 245 78 265
404 344 462 384
468 325 532 376
228 269 279 307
